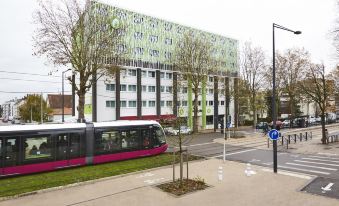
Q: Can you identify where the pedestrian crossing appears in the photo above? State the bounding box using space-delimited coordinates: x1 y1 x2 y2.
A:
279 155 339 176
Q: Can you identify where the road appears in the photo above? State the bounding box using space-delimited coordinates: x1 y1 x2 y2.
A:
169 124 339 180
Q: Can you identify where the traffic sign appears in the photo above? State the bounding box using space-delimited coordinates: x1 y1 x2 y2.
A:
268 129 279 140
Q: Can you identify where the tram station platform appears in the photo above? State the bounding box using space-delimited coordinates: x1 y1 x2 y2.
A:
0 159 338 206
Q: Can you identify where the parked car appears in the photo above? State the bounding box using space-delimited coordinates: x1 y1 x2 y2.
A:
11 118 21 124
282 120 290 128
255 122 268 130
164 126 192 136
308 116 316 124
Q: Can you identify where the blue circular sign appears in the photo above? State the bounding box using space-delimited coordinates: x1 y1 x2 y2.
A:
268 129 279 140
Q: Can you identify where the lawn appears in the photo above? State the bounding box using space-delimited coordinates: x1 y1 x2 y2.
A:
0 153 202 198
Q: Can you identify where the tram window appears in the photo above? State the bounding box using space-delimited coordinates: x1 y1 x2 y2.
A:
4 138 20 167
24 136 52 160
120 130 140 150
153 126 166 146
141 129 151 149
69 133 81 158
95 130 121 154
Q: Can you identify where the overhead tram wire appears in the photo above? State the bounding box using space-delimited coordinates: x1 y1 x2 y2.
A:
0 70 61 78
0 90 71 94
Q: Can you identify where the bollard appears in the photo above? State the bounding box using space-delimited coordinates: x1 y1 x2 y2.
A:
300 133 302 141
305 132 308 141
288 135 291 144
267 138 269 148
310 132 312 139
294 134 297 143
286 138 289 149
218 166 223 181
245 163 256 177
281 137 284 145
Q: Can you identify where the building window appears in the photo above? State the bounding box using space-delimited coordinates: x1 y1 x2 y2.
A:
134 15 143 24
149 49 159 57
160 86 165 92
221 101 225 106
209 101 214 106
121 101 127 107
177 26 184 34
160 101 165 107
24 136 52 160
165 38 172 45
134 32 143 40
182 101 188 107
166 73 172 79
149 19 158 28
166 101 172 107
142 101 147 107
149 101 156 107
149 35 158 43
182 87 188 93
118 44 127 53
160 72 165 78
166 86 173 93
164 52 172 59
128 69 136 76
106 84 115 91
106 101 115 108
164 23 172 31
148 71 155 78
141 70 147 77
128 85 137 92
209 89 214 94
148 86 156 92
206 115 213 125
198 101 201 106
209 76 214 82
120 84 127 91
128 101 137 107
142 85 147 92
134 47 144 55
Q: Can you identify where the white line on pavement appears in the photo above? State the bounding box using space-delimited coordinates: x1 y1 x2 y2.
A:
302 158 339 163
261 168 313 179
285 162 337 171
278 165 330 175
317 152 338 156
212 148 257 158
188 142 216 147
294 160 339 167
309 155 339 160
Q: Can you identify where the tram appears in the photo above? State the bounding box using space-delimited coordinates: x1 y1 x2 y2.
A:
0 120 167 177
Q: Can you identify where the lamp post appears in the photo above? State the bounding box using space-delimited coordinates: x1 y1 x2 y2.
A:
62 68 71 123
272 23 301 173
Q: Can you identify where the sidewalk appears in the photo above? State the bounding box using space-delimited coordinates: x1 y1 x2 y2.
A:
0 159 337 206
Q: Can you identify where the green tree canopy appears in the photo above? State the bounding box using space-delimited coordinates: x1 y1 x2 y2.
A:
19 94 52 123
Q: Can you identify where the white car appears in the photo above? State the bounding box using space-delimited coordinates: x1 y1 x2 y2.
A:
165 126 192 135
282 120 290 127
308 117 316 124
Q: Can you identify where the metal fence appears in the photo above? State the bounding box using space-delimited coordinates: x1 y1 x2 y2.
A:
267 131 312 149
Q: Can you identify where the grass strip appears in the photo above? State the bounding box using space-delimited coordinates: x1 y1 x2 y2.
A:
0 153 202 198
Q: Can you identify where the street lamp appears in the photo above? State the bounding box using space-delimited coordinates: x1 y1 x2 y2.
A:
62 68 71 122
272 23 301 173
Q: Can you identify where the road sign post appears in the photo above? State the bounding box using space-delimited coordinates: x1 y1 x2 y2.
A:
268 129 279 173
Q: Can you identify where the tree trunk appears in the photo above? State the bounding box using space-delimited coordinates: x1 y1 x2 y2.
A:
321 110 327 144
252 93 257 128
193 92 199 133
78 90 85 122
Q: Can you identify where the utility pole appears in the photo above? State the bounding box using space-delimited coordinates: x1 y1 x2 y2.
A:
40 93 43 124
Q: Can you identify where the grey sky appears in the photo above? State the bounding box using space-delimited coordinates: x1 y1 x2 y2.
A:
0 0 337 104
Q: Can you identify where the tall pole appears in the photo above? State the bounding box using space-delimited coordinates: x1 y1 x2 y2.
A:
40 93 43 124
62 71 65 123
272 24 278 173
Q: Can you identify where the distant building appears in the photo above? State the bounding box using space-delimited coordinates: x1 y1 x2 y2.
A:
47 94 73 122
1 99 16 120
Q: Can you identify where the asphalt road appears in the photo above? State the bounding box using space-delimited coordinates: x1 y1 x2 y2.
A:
168 125 339 180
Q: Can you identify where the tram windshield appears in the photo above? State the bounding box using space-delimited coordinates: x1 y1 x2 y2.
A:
154 125 166 144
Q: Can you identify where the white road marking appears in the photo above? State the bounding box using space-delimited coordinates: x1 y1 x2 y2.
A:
250 159 261 162
309 155 339 160
321 183 334 193
261 168 312 179
294 160 339 167
262 162 273 165
290 154 299 158
302 157 339 163
278 165 330 175
212 149 257 158
317 152 338 156
285 162 337 171
187 142 216 147
144 178 165 184
136 172 154 178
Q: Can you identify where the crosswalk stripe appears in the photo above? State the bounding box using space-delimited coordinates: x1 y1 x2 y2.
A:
212 148 257 158
285 162 337 171
308 155 339 160
294 160 339 167
278 165 330 175
302 157 339 163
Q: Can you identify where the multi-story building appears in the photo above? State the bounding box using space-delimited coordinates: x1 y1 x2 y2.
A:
1 99 16 120
79 2 239 130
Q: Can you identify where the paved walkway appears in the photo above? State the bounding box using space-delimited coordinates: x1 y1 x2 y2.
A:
1 159 338 206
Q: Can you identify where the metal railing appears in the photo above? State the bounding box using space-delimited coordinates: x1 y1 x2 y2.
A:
326 134 339 144
267 131 312 149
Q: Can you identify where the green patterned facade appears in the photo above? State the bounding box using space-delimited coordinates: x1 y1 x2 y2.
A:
91 1 239 76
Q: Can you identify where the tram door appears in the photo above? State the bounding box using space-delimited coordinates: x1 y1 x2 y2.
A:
2 137 19 175
56 133 81 166
0 138 3 175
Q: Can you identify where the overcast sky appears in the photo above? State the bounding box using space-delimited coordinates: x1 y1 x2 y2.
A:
0 0 337 104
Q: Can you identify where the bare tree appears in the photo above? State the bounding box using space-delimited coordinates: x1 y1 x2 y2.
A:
298 64 335 144
33 0 123 121
174 32 213 133
240 41 267 127
333 0 339 59
276 48 310 118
